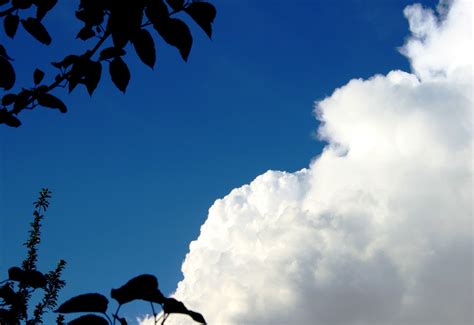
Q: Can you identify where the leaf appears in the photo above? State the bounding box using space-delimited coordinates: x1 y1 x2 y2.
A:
162 298 188 315
154 18 192 61
8 267 24 282
111 274 164 305
0 57 15 90
37 93 67 113
22 269 47 288
12 90 31 113
34 68 45 85
109 57 130 93
84 60 102 96
0 45 13 60
12 0 32 9
99 47 126 61
0 109 21 127
68 314 109 325
145 0 168 24
36 0 58 21
2 93 17 106
21 18 52 45
76 25 95 41
4 14 20 38
165 0 184 11
132 29 156 69
185 2 216 38
188 310 206 324
55 293 108 313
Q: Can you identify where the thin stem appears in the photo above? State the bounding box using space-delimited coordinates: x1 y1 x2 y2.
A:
112 304 122 325
102 312 113 325
150 302 158 325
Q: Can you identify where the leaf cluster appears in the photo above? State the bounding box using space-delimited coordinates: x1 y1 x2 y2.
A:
0 0 216 127
0 189 67 324
55 274 206 325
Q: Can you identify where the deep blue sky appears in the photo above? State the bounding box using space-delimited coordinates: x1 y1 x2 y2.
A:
1 0 436 322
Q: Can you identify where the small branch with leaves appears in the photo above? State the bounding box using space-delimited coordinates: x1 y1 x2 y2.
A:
0 0 217 127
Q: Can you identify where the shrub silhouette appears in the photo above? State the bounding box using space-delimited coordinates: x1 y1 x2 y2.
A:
1 189 206 324
0 0 216 127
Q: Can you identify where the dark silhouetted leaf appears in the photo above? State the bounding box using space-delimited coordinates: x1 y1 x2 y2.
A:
37 93 67 113
188 310 206 324
55 293 108 313
109 57 130 93
109 1 144 49
185 2 216 38
162 298 189 314
4 14 20 38
165 0 184 11
154 18 192 61
162 298 206 324
2 93 17 106
0 109 21 127
23 269 47 288
8 267 24 282
99 47 126 61
21 18 52 45
145 0 168 24
76 25 95 41
12 0 32 9
132 29 156 69
36 0 58 21
13 90 31 113
0 57 15 90
111 274 163 305
53 54 79 69
68 314 109 325
0 45 13 60
113 314 128 325
34 68 45 85
84 60 102 95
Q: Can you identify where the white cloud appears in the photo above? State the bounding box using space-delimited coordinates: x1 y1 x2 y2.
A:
142 0 473 324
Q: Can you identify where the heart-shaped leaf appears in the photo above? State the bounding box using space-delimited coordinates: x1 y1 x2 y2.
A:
185 2 216 38
132 29 156 69
109 57 130 93
21 18 52 45
55 293 108 313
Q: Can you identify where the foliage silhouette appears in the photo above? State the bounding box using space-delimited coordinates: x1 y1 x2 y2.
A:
1 190 207 324
0 0 216 127
0 188 66 324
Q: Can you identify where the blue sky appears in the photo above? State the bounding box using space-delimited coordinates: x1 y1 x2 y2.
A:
1 0 440 322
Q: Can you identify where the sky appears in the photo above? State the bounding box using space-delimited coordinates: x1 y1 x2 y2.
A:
1 0 472 324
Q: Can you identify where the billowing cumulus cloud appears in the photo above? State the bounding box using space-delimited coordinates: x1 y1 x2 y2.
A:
142 0 473 324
